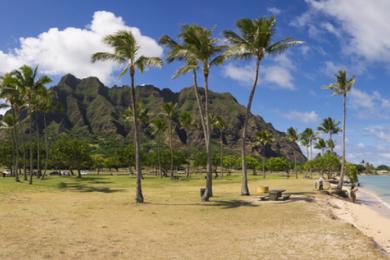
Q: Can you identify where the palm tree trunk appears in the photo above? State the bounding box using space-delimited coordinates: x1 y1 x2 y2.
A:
36 115 41 178
192 70 208 147
337 94 347 192
201 68 212 201
12 108 20 182
157 141 162 178
220 133 223 177
41 114 49 180
241 59 260 195
28 110 33 185
130 68 144 203
169 120 174 179
23 133 27 181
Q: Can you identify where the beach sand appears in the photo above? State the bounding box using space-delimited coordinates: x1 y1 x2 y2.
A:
325 188 390 255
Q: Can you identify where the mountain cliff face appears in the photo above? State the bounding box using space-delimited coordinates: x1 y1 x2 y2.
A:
43 74 306 162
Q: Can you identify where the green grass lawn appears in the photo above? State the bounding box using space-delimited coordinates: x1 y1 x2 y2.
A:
0 173 386 259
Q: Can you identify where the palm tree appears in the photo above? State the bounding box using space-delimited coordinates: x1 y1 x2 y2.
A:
286 127 299 178
210 114 225 177
161 25 225 201
300 128 315 160
324 70 356 192
223 17 302 195
315 138 327 155
38 89 54 180
13 65 52 185
326 139 335 152
179 111 194 177
0 73 24 182
92 30 162 203
150 116 167 178
318 117 341 152
254 130 274 178
162 102 177 178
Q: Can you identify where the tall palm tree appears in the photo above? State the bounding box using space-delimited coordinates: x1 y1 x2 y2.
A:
161 25 225 201
315 138 327 155
300 128 315 160
324 70 356 192
286 127 299 178
151 116 167 178
92 30 162 203
210 114 225 177
38 89 54 180
13 65 52 185
223 17 302 195
318 117 341 152
0 73 24 182
162 102 177 178
254 130 274 178
180 111 194 178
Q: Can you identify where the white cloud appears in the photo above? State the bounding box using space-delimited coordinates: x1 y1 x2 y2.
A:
350 88 390 119
262 66 295 90
302 0 390 67
267 7 281 15
284 110 319 123
0 11 163 83
223 53 296 90
365 126 390 143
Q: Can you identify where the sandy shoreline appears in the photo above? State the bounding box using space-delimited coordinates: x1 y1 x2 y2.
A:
325 188 390 255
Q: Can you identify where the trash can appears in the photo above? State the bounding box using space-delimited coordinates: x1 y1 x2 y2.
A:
256 186 269 194
200 188 206 198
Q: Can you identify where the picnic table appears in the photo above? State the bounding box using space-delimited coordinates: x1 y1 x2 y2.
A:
268 189 286 201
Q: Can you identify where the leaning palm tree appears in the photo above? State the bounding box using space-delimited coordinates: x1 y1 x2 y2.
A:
254 130 274 178
223 17 302 195
315 138 327 155
162 102 177 179
324 70 356 192
286 127 299 178
318 117 341 152
161 25 225 201
150 116 167 178
92 30 162 203
13 65 52 185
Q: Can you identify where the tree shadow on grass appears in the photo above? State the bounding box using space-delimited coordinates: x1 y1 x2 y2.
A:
206 200 259 209
57 182 124 193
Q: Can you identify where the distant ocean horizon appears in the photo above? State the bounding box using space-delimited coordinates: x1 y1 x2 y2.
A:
359 175 390 210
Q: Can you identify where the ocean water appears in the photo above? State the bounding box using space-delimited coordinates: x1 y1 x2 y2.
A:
359 175 390 208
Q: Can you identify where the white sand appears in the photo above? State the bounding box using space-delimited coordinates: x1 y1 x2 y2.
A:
327 188 390 254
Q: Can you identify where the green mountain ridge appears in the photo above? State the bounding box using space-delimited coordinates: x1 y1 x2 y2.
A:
39 74 305 162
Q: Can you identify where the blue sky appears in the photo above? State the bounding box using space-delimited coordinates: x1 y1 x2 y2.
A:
1 0 390 165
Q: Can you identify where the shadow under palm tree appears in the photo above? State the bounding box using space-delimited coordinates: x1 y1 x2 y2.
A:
57 182 124 193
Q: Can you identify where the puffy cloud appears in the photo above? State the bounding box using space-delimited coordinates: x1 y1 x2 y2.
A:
350 88 390 119
267 7 281 15
0 11 163 83
298 0 390 67
284 110 319 123
223 54 296 90
365 126 390 143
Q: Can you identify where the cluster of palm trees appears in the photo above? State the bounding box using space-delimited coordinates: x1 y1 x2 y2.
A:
92 16 302 203
286 69 355 192
0 65 53 184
